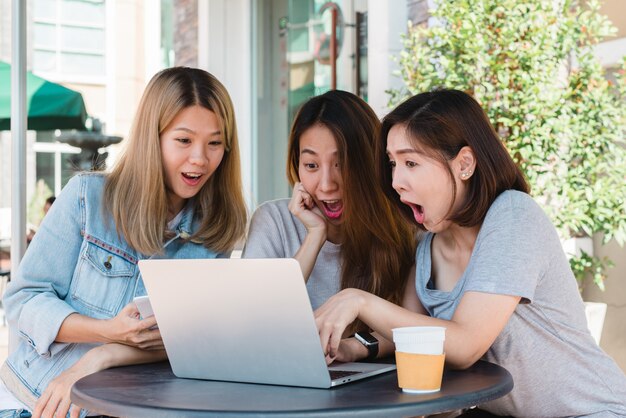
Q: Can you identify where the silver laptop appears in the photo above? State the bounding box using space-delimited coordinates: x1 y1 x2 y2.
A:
138 258 396 388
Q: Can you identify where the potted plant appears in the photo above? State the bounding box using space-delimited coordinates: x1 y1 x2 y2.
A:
389 0 626 342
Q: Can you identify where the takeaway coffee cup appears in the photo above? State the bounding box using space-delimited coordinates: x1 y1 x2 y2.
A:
392 326 446 393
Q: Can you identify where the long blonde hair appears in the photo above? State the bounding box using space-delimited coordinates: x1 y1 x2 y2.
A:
104 67 247 255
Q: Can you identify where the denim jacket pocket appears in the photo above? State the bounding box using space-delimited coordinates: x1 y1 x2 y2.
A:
70 238 136 317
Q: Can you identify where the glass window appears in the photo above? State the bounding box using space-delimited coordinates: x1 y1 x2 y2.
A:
33 0 106 79
61 26 105 52
35 151 76 192
34 132 80 197
288 0 311 53
34 0 57 20
161 0 175 68
61 153 76 186
33 50 57 73
35 151 80 195
60 52 105 76
35 152 55 194
60 0 105 25
34 23 57 49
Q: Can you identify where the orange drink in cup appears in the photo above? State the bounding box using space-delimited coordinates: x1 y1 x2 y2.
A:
392 326 446 393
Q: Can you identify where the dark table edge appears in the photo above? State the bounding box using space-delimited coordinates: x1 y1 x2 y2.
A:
71 361 514 418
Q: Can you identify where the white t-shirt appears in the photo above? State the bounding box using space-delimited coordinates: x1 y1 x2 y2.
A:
415 190 626 417
242 199 341 310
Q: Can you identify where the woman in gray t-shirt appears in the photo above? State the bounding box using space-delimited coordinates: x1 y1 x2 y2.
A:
315 89 626 417
243 90 416 363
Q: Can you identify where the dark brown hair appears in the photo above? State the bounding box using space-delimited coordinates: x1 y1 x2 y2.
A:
288 90 416 310
379 89 529 228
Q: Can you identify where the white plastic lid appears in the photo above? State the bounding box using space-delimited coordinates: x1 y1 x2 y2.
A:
391 326 446 344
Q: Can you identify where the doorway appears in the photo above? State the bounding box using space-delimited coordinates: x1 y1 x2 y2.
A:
251 0 368 206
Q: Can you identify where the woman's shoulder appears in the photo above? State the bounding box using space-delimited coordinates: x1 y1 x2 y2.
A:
489 190 545 219
247 198 306 242
53 173 106 203
492 189 535 206
64 172 107 191
251 198 292 220
484 190 554 238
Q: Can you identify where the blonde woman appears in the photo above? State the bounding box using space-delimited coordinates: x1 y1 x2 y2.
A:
0 67 247 418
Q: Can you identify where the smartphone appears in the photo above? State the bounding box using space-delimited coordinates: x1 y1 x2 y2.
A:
133 295 154 319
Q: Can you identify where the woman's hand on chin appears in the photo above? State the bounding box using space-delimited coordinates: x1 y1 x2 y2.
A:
288 182 327 237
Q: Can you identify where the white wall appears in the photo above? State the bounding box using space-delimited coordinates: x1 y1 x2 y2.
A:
586 236 626 372
198 0 253 210
366 0 407 118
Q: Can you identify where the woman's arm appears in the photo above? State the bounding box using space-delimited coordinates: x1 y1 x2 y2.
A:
32 343 167 418
4 176 85 356
330 264 424 364
400 265 428 315
292 228 326 282
315 288 519 369
287 182 328 282
5 176 164 353
56 302 163 350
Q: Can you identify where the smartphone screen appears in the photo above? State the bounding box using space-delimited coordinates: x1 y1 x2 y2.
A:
133 295 154 319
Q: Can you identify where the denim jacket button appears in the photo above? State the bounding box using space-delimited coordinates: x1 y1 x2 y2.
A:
103 261 112 270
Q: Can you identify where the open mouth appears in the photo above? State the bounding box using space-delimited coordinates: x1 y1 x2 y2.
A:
321 199 344 219
181 172 203 186
411 203 425 224
401 200 424 224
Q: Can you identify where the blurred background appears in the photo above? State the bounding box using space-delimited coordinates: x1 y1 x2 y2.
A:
0 0 625 371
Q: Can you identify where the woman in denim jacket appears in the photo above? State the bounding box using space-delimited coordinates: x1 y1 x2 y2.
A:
0 67 247 418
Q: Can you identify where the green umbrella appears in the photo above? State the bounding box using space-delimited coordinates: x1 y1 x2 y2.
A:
0 60 87 131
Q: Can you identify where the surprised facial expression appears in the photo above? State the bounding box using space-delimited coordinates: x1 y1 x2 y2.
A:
386 124 465 233
298 124 345 225
160 105 225 215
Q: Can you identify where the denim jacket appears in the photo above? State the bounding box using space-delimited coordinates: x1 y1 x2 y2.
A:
1 173 227 409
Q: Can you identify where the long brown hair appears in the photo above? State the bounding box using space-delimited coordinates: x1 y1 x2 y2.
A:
379 89 529 228
105 67 247 255
288 90 416 308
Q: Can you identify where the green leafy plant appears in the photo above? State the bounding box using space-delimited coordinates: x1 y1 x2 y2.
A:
389 0 626 291
569 250 614 292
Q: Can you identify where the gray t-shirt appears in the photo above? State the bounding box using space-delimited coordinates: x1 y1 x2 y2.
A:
242 199 341 310
415 190 626 417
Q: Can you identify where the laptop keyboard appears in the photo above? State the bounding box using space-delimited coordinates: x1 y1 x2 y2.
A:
329 369 362 380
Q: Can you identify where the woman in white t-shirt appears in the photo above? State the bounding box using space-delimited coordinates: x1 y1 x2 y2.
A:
314 89 626 417
243 90 416 363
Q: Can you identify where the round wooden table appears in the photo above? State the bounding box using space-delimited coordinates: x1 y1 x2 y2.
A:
71 360 513 417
